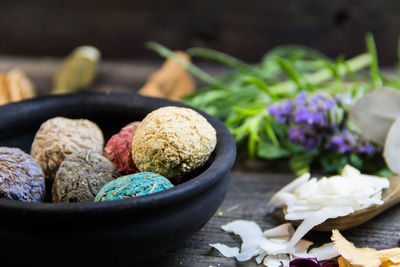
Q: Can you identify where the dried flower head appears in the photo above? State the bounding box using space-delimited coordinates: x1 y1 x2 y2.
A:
332 230 400 267
132 106 217 178
31 117 104 181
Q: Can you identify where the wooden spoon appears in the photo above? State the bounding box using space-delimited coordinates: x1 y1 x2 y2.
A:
283 175 400 231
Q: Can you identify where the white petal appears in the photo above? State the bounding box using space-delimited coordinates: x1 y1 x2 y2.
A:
284 210 313 220
210 243 239 258
263 255 284 267
256 252 267 264
221 220 265 261
294 239 313 253
341 165 361 177
267 173 310 212
264 223 294 238
288 206 354 247
307 242 340 261
267 192 298 212
259 239 288 254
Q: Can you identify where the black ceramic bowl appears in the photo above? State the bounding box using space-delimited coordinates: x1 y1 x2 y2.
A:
0 92 236 266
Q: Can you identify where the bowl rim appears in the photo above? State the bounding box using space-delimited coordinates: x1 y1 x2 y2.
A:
0 92 236 216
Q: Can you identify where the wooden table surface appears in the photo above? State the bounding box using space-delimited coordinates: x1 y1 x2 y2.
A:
1 57 399 267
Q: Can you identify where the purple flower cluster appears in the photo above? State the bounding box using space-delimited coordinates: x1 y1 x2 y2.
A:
268 91 376 155
329 129 376 155
268 92 336 150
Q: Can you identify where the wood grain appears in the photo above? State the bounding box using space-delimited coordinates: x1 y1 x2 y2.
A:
0 0 400 64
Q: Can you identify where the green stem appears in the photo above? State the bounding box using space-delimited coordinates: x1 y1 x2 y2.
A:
366 33 382 87
187 47 251 71
146 42 225 89
270 53 371 95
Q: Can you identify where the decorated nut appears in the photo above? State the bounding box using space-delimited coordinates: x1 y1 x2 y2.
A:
52 150 119 203
0 147 45 202
31 117 104 181
131 106 217 178
104 121 141 174
95 172 173 202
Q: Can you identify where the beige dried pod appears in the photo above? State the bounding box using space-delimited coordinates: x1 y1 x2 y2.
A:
0 74 9 105
31 117 104 181
131 106 217 178
0 69 35 105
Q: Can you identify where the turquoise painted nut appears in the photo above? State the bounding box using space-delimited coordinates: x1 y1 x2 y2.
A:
95 172 174 202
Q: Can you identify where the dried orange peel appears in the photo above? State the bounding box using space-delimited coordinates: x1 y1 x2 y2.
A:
332 229 400 267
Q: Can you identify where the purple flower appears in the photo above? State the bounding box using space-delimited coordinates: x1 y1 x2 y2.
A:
294 91 307 105
330 135 352 153
290 258 320 267
305 138 317 150
290 258 338 267
358 143 375 155
288 125 320 150
288 126 307 144
267 91 377 155
329 130 376 155
309 94 336 111
268 102 293 123
294 107 326 126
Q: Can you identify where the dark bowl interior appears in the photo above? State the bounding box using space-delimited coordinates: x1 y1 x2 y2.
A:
0 92 236 266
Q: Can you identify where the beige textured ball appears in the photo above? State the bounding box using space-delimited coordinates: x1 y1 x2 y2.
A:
31 117 104 181
132 106 217 178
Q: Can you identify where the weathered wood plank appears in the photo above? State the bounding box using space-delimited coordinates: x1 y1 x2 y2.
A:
1 0 400 64
138 169 400 266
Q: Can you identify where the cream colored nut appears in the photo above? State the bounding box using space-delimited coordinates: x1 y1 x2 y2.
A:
6 68 35 102
0 68 35 105
0 74 9 105
31 117 104 181
132 106 217 178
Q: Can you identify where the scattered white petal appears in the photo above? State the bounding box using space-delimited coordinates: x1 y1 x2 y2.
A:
211 220 337 266
221 220 265 261
293 239 313 255
259 239 289 254
264 223 294 238
307 243 340 261
288 206 354 247
342 165 360 177
267 173 311 212
263 255 284 267
267 165 389 248
256 252 267 264
210 243 239 258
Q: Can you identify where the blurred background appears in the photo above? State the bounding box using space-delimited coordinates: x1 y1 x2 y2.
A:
0 0 399 64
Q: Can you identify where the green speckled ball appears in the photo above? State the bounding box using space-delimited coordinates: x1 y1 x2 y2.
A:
94 172 174 202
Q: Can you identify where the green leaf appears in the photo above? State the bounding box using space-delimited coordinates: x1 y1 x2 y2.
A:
289 152 315 175
265 120 280 146
258 141 290 159
242 76 276 99
319 152 348 173
349 154 363 169
366 33 382 87
232 105 265 116
276 58 304 88
187 47 253 73
375 168 394 177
